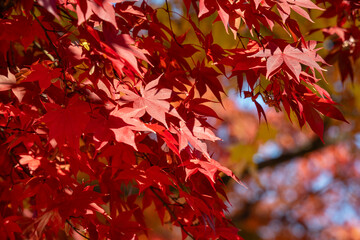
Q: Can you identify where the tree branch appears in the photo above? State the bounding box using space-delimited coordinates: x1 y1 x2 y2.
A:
256 137 325 170
222 137 327 185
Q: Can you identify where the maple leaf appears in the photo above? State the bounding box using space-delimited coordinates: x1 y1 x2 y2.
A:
198 0 231 35
146 123 180 157
1 216 22 240
251 45 323 80
58 185 105 219
314 99 348 123
102 144 137 176
42 96 90 149
198 0 210 18
103 25 149 76
145 166 174 193
19 154 41 172
109 106 152 150
179 190 213 216
254 0 263 9
186 98 222 119
302 102 324 141
110 211 143 239
193 64 225 104
37 0 59 19
121 76 181 127
76 0 118 29
192 119 221 142
0 69 16 91
322 27 347 41
22 62 62 92
217 5 230 35
181 158 240 185
276 0 323 23
172 121 210 159
87 105 150 145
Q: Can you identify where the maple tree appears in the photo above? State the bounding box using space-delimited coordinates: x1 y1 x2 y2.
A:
0 0 355 239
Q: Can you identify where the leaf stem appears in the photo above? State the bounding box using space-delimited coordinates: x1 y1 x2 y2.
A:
253 28 265 49
66 219 90 240
236 33 246 49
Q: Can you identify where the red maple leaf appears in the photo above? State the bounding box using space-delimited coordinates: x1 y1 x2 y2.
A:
172 121 210 159
103 25 149 76
42 96 90 149
121 76 181 127
146 123 180 157
76 0 119 29
87 105 150 150
192 119 221 142
251 45 323 80
109 106 151 150
0 69 16 91
22 62 62 92
19 154 41 172
181 158 241 186
37 0 59 19
276 0 323 23
302 102 324 141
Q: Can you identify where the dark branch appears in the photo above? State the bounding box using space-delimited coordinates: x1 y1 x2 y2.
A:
222 137 327 184
256 138 325 170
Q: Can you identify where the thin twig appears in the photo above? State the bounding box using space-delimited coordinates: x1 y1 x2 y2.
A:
31 12 75 94
236 33 246 48
150 187 195 240
58 6 75 21
66 219 90 240
140 153 194 238
31 10 61 64
165 0 183 48
1 126 35 134
253 28 265 49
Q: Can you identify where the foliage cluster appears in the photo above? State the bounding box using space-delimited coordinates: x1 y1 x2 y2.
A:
0 0 357 239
